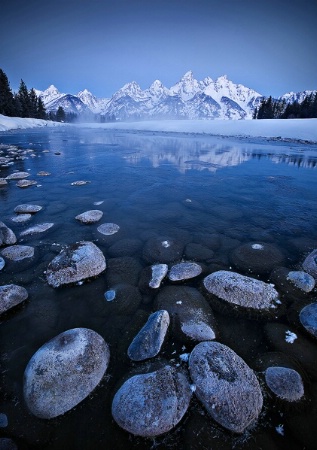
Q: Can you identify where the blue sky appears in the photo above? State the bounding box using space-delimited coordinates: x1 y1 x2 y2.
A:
0 0 316 98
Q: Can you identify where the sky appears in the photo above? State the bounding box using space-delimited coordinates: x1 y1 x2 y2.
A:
0 0 316 99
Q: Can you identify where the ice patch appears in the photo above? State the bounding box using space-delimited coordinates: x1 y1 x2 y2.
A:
275 424 284 436
285 330 297 344
179 353 189 362
251 244 264 250
161 240 170 248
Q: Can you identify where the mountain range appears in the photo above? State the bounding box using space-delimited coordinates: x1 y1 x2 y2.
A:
35 71 315 121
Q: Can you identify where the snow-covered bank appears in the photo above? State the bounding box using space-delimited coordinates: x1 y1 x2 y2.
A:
0 114 316 142
78 119 317 142
0 114 64 132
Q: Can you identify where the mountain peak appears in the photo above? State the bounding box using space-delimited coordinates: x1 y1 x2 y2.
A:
44 84 60 94
181 70 194 80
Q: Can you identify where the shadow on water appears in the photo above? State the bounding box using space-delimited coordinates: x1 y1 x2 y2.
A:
0 128 317 449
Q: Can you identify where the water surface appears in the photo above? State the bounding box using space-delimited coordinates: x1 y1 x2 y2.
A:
1 127 317 449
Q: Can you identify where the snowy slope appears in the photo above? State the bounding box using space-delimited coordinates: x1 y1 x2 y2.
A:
279 90 317 104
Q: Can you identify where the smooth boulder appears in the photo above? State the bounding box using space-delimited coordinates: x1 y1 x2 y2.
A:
24 328 110 419
189 341 263 433
302 249 317 280
46 241 106 288
112 365 192 437
203 270 280 312
0 221 17 246
265 366 304 402
0 284 28 314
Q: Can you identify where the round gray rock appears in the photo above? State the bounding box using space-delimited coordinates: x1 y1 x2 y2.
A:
299 303 317 338
0 221 17 246
203 270 280 311
189 341 263 433
265 366 304 402
128 310 170 361
0 284 28 314
168 262 202 281
1 245 34 261
11 214 32 223
46 241 106 288
112 365 192 437
302 249 317 280
24 328 110 419
75 210 103 224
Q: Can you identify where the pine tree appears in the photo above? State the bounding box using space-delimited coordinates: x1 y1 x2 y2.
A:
29 88 38 118
56 106 66 122
0 68 16 116
18 79 31 117
36 97 46 119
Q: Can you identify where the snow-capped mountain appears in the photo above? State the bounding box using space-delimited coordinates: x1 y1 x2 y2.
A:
101 71 263 120
279 90 317 104
36 72 314 121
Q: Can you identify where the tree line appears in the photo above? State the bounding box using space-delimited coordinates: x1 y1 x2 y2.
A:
0 68 70 122
253 93 317 119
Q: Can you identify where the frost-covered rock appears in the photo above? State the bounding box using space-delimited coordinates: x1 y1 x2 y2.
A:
97 223 120 235
0 178 8 186
128 310 170 361
265 366 304 402
23 328 110 418
168 261 202 281
230 242 285 275
0 256 5 270
302 249 317 280
75 210 103 224
286 271 315 293
16 179 37 188
20 223 54 237
203 270 280 311
0 284 28 314
189 341 263 433
155 286 217 342
0 221 17 246
112 365 192 436
14 204 42 214
299 303 317 338
46 241 106 288
1 245 34 261
149 264 168 288
6 171 30 180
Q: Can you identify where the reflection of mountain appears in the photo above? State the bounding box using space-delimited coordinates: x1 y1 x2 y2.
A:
77 132 317 173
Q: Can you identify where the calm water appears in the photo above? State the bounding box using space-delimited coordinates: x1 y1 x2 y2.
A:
1 127 317 449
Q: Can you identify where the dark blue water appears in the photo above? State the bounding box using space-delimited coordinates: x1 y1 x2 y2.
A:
1 127 317 449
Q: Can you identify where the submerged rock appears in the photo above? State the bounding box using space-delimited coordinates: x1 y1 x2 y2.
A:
112 365 192 437
14 204 42 214
46 241 106 288
0 221 17 246
168 261 202 281
11 213 32 223
128 310 170 361
189 341 263 433
265 366 304 402
142 236 185 264
203 270 280 312
1 245 34 261
302 249 317 280
0 284 28 314
286 271 315 293
97 223 120 236
75 210 103 224
71 180 91 186
155 286 218 342
299 303 317 338
0 178 8 186
23 328 110 419
20 223 54 237
230 242 285 275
